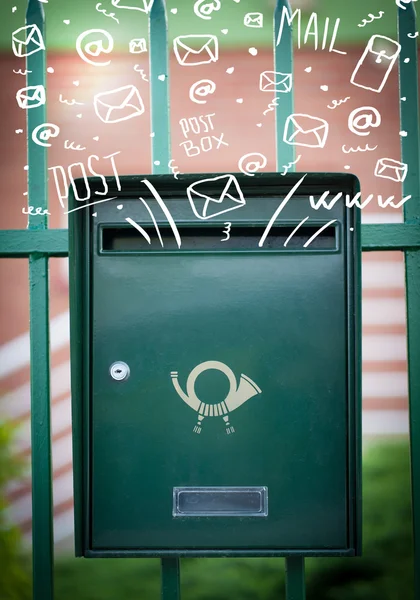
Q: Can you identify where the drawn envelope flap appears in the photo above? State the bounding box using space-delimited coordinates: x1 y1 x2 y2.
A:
190 176 242 206
262 72 290 86
290 115 327 135
368 35 401 60
376 158 405 173
13 25 41 46
96 86 139 110
176 36 215 55
247 14 262 23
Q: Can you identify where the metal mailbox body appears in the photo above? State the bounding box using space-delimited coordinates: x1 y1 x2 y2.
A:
69 172 361 558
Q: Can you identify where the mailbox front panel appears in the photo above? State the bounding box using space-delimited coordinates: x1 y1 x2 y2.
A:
69 173 361 557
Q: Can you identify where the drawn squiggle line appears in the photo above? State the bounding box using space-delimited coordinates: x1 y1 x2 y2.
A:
96 3 120 23
342 144 378 153
263 96 280 116
13 69 32 75
64 140 87 151
327 96 351 109
358 11 384 27
168 159 181 179
59 94 84 106
281 154 302 176
221 222 232 242
408 32 419 38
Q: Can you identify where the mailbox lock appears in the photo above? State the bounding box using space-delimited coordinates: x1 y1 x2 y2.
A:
110 362 130 381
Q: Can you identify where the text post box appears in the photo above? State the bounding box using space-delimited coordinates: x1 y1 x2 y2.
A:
69 172 361 558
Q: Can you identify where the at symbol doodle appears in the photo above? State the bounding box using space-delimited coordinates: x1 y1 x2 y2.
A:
193 0 221 20
348 106 381 137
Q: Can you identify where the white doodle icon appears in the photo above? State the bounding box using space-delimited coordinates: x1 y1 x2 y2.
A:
244 13 263 28
283 113 329 148
16 85 45 109
374 158 408 182
31 123 60 147
350 35 401 93
348 106 381 137
76 29 114 67
238 153 267 176
94 85 145 123
12 25 45 57
193 0 221 20
129 38 147 54
171 361 262 435
173 35 218 66
189 79 216 104
187 174 245 220
111 0 153 13
259 71 292 93
396 0 416 9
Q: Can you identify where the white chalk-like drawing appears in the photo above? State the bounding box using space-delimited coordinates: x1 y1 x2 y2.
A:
327 97 350 109
59 94 84 106
76 29 114 67
309 190 411 210
141 179 181 248
94 85 145 123
173 35 218 66
396 0 416 8
408 32 419 38
259 71 292 93
129 38 147 53
263 97 280 116
12 24 45 57
249 47 258 56
374 158 408 182
238 153 267 176
13 69 32 75
350 35 401 93
16 85 45 109
283 217 309 246
221 222 232 242
171 361 262 435
31 123 60 148
22 206 51 216
259 175 307 248
358 12 384 27
168 159 181 179
189 79 216 104
125 217 152 244
111 0 153 12
180 134 228 157
187 174 245 220
96 3 120 23
276 8 346 54
134 65 149 80
348 106 381 136
139 197 164 247
244 13 263 28
342 144 378 153
281 154 302 176
64 140 87 151
179 113 227 156
193 0 221 20
304 220 337 247
283 114 329 148
65 197 118 215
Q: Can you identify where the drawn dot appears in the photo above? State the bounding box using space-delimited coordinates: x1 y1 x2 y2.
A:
400 131 408 137
92 212 97 217
350 227 354 232
256 123 262 127
401 97 407 101
248 47 258 56
63 19 70 24
24 165 28 170
170 8 177 13
93 136 99 141
47 67 54 73
12 6 17 12
76 114 82 118
158 74 166 81
320 85 328 91
221 29 228 34
304 66 312 73
117 204 123 210
344 165 351 170
154 160 161 165
404 58 410 63
150 132 155 137
73 80 80 86
236 98 243 103
15 129 23 134
226 67 234 74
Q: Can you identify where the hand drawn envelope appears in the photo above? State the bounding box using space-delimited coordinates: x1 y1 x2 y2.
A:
129 38 147 54
111 0 153 13
187 174 246 220
374 157 408 182
16 85 46 109
244 13 263 28
259 71 292 93
283 113 329 148
173 35 218 66
94 85 145 124
12 24 45 58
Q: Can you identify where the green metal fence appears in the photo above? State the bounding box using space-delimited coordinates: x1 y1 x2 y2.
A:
0 0 419 599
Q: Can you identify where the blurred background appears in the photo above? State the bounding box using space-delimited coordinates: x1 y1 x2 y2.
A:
0 0 416 598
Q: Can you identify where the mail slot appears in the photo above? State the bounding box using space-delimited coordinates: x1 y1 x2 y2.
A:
69 172 361 558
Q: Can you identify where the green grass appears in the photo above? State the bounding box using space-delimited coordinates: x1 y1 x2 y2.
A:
51 440 413 600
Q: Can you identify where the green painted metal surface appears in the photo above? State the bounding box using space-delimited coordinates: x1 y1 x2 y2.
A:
68 172 361 558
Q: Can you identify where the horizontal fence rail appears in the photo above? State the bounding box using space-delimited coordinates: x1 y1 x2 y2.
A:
0 0 418 599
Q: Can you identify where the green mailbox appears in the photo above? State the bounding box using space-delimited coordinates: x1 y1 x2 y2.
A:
69 172 361 558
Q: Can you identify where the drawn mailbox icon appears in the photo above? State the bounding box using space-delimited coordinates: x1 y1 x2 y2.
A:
69 173 361 558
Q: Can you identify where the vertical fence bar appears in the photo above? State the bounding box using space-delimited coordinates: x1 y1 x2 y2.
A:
149 0 171 174
149 1 180 596
25 1 54 600
285 556 306 600
274 0 295 171
397 5 420 599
